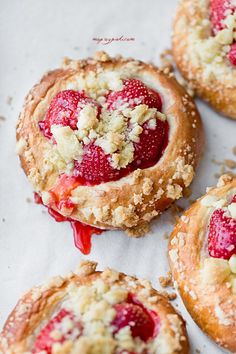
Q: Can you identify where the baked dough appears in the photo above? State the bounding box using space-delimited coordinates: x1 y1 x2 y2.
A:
0 261 189 354
172 0 236 119
16 51 203 234
168 174 236 352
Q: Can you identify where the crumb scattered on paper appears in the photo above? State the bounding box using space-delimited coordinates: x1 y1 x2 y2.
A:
163 232 170 239
212 157 236 178
6 96 13 105
159 271 173 288
183 187 192 198
224 159 236 169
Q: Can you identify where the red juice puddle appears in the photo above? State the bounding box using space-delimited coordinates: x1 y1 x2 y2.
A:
34 192 103 254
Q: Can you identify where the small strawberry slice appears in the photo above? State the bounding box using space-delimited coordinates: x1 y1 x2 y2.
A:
210 0 234 35
228 42 236 65
74 143 131 184
39 90 100 139
112 298 159 342
132 120 168 169
32 309 82 354
208 208 236 259
106 79 162 111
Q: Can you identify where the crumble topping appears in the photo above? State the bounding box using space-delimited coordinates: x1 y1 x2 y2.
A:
172 157 194 187
214 305 234 326
47 82 165 171
51 125 83 163
200 258 231 285
15 137 27 155
166 184 183 200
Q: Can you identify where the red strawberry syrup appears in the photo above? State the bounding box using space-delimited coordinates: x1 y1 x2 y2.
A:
34 192 103 255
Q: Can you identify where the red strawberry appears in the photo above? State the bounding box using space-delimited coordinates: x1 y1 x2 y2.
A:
74 143 130 184
132 120 168 169
228 42 236 65
208 208 236 259
210 0 234 35
39 90 100 139
232 194 236 203
32 309 82 354
112 301 158 342
106 79 162 111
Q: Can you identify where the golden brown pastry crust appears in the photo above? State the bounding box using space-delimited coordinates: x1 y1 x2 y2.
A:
168 175 236 352
16 51 203 233
0 261 189 354
172 0 236 120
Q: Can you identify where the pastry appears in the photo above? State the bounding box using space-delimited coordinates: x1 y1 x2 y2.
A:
168 174 236 352
16 51 203 253
0 261 189 354
173 0 236 119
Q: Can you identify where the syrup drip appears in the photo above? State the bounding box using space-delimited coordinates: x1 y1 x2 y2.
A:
34 193 103 254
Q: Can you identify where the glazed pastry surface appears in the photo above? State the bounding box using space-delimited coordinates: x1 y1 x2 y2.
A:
169 175 236 352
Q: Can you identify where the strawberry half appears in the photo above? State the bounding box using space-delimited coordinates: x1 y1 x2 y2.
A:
39 90 100 139
208 207 236 260
106 79 162 111
32 309 82 354
106 79 167 169
112 295 159 342
132 120 168 169
74 143 131 184
228 42 236 65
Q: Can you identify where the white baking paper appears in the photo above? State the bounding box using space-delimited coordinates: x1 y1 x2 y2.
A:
0 1 235 353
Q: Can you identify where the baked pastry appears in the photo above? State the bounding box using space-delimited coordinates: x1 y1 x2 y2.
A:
168 174 236 352
172 0 236 119
16 51 203 253
0 261 189 354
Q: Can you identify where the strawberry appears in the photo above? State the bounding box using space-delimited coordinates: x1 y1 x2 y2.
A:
228 42 236 65
39 90 100 139
209 0 234 35
74 143 130 184
231 194 236 203
32 309 82 354
208 208 236 259
132 120 168 169
106 79 162 111
112 300 158 342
